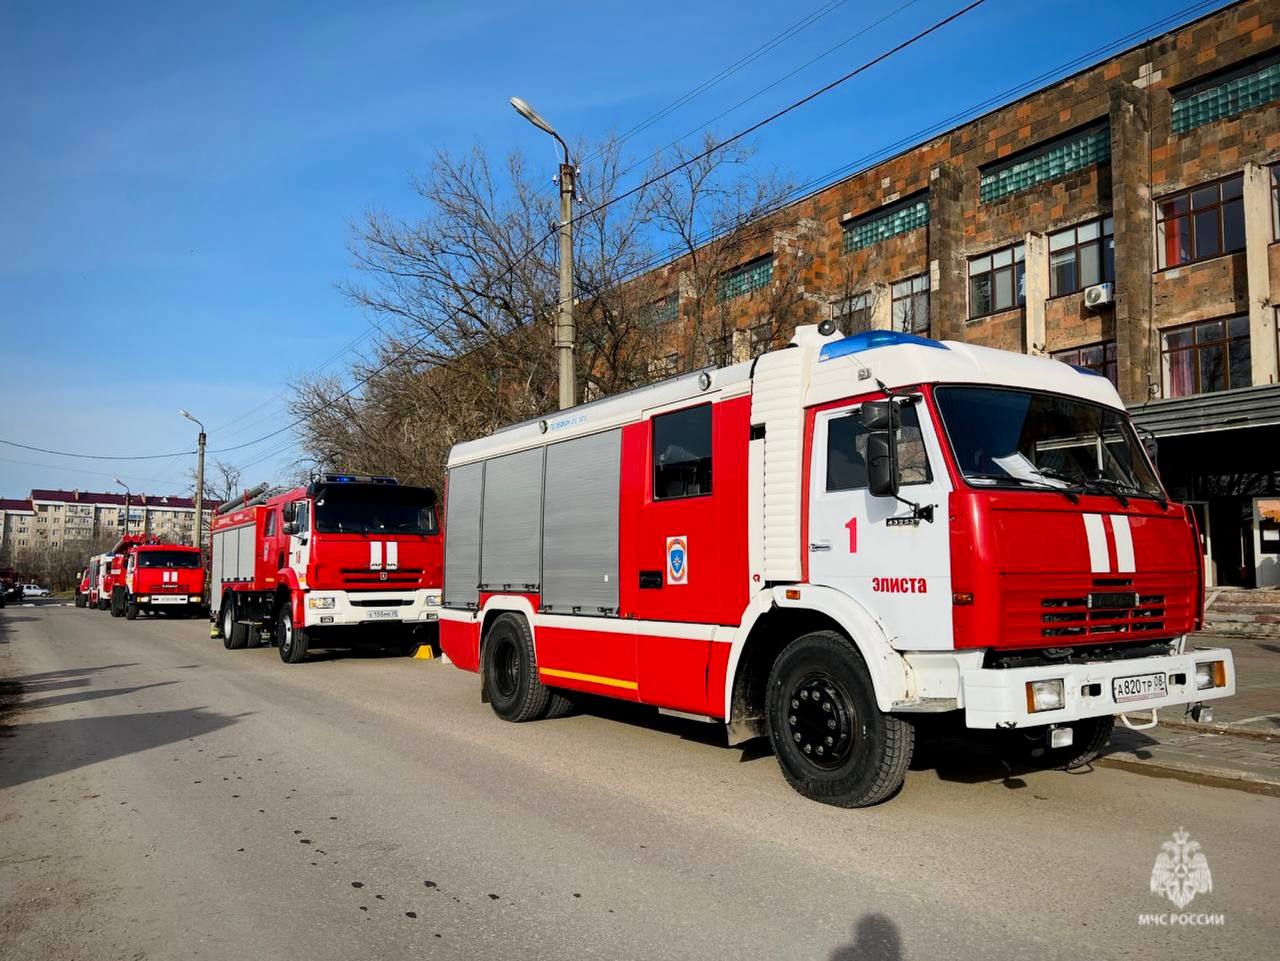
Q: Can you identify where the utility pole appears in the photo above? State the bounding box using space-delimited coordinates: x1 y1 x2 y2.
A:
180 410 206 549
511 96 576 409
114 479 131 536
556 159 576 410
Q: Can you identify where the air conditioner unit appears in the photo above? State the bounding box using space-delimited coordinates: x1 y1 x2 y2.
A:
1084 282 1115 310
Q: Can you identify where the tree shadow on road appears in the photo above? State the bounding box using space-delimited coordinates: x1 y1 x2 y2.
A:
829 913 903 961
3 663 141 695
18 680 180 712
0 705 244 790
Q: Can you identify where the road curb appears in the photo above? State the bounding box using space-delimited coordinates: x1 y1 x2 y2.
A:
1097 755 1280 797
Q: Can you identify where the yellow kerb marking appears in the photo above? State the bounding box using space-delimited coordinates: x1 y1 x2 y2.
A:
540 667 638 690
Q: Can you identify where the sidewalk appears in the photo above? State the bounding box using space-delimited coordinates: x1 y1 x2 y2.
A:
1097 631 1280 795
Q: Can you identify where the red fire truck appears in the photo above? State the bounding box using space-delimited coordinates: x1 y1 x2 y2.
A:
97 534 159 614
111 543 206 619
210 474 442 663
74 568 90 607
439 326 1237 807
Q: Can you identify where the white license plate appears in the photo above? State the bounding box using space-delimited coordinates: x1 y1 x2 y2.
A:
150 595 187 605
1113 672 1168 703
366 609 400 620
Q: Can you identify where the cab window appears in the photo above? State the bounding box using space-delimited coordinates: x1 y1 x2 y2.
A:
295 501 311 533
265 511 277 536
826 404 932 491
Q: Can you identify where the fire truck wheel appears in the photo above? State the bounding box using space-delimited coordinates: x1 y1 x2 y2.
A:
543 691 575 719
482 613 551 723
125 601 139 620
765 631 914 808
110 590 125 617
277 608 309 664
221 603 249 650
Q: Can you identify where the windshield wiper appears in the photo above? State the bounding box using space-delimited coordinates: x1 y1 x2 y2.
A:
964 472 1079 503
1081 475 1169 509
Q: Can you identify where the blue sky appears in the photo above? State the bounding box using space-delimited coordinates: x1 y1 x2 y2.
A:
0 0 1230 498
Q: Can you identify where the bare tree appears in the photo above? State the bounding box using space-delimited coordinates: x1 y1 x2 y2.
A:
188 459 243 504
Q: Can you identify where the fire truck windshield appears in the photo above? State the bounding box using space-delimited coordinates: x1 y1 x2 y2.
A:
313 487 438 535
935 386 1164 500
136 551 202 568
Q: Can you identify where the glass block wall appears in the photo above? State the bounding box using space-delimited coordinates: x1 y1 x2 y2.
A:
841 197 930 253
979 125 1111 204
1172 58 1280 133
718 256 773 301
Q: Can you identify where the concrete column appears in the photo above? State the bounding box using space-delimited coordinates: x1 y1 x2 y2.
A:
1109 85 1155 404
870 282 892 331
1023 231 1049 355
928 162 967 342
1243 162 1278 386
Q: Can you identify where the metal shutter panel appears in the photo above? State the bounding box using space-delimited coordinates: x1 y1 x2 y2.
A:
237 525 256 580
444 462 484 607
541 429 620 614
480 448 544 590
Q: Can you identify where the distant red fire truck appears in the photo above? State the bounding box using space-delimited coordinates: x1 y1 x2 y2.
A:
210 474 442 663
439 326 1237 807
113 543 206 619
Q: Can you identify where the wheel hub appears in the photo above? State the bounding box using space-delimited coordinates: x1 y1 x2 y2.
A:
786 675 854 769
493 640 519 699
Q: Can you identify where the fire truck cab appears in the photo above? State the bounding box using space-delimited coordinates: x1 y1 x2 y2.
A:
117 543 205 619
211 475 442 663
440 326 1237 807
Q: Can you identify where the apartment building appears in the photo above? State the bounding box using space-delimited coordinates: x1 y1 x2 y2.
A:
631 0 1280 587
0 489 218 556
0 498 35 555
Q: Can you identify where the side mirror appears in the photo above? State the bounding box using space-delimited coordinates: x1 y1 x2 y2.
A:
861 399 901 431
283 521 299 536
867 431 900 498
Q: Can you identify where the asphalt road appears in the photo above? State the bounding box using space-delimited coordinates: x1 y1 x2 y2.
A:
1 604 1276 961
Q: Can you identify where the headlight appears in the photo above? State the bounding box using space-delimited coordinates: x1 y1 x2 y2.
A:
1025 679 1065 713
307 596 336 610
137 596 150 603
1195 660 1226 690
190 594 202 603
425 591 442 606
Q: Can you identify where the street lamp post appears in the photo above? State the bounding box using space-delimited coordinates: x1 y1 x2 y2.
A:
510 96 576 410
113 478 131 536
180 410 206 549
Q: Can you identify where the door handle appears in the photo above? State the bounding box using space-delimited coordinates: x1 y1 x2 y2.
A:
809 541 831 552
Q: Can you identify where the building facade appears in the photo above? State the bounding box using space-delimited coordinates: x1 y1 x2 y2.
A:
0 489 217 558
633 0 1280 588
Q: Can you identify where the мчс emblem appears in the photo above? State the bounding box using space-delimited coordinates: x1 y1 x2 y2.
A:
1150 827 1212 909
666 536 688 585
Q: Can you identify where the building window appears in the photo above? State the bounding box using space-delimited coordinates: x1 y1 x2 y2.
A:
707 332 733 366
833 292 875 332
842 195 929 253
979 124 1110 204
1162 317 1251 397
1052 342 1118 386
749 323 774 357
646 293 678 326
968 243 1025 318
1049 217 1115 296
890 275 930 334
1272 166 1279 240
1172 52 1280 134
653 404 712 500
718 256 772 301
1155 175 1245 269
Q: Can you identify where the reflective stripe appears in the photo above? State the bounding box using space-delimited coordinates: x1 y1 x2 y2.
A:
540 667 639 691
1082 513 1110 573
386 541 398 570
1110 515 1135 573
370 541 383 570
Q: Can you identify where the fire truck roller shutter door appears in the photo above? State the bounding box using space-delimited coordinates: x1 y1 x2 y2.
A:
542 429 621 613
444 462 483 608
211 531 225 612
480 447 544 592
236 525 255 579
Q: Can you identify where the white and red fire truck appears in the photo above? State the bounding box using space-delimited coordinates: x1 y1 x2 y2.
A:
439 325 1237 807
210 474 443 663
115 542 206 619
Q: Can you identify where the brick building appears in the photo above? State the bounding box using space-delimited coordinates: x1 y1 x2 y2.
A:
628 0 1280 588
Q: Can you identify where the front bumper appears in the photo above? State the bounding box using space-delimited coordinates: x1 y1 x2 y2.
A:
137 593 202 608
961 647 1236 728
301 589 442 629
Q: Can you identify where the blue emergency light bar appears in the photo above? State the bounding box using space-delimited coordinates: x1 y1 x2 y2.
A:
322 473 399 485
819 330 949 361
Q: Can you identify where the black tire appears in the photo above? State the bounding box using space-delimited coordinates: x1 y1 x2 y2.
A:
277 606 308 664
1005 716 1115 771
125 601 139 620
481 613 551 722
221 602 249 650
765 630 914 808
543 691 575 719
110 589 125 618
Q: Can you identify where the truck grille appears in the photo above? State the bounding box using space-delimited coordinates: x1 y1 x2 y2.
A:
1040 589 1166 638
339 566 423 587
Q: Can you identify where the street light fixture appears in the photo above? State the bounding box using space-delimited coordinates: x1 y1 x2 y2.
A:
510 95 576 410
113 478 131 536
179 409 207 549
